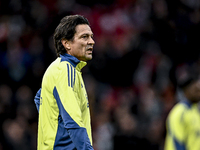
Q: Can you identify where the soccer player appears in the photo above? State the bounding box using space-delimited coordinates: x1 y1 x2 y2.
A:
34 15 95 150
164 66 200 150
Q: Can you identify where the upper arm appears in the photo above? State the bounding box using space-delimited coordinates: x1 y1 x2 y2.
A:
55 62 84 128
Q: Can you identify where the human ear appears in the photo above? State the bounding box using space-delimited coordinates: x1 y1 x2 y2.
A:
61 39 71 50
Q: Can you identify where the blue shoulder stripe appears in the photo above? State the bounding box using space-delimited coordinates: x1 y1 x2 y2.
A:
70 65 73 88
73 67 76 87
67 64 76 88
67 64 70 87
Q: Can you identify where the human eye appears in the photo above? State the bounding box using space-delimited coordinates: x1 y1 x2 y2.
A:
82 34 89 39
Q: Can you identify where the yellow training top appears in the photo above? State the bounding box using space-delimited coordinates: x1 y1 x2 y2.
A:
35 53 93 150
164 99 200 150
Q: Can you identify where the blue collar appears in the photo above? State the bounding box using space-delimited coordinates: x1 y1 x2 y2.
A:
60 53 87 71
60 53 80 67
178 90 192 108
181 100 192 108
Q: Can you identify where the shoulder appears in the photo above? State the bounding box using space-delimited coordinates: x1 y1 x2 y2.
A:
42 58 64 82
45 57 61 70
45 57 69 73
168 102 189 122
170 102 187 114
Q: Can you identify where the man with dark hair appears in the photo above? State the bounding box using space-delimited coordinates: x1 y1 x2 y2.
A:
34 15 95 150
164 65 200 150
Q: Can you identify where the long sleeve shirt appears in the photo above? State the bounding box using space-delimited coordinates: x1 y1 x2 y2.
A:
164 96 200 150
34 53 93 150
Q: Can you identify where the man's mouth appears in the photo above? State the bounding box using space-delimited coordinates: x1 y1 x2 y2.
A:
87 47 93 53
87 47 93 51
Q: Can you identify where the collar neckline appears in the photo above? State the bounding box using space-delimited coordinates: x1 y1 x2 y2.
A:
177 90 192 108
60 53 87 71
181 92 192 108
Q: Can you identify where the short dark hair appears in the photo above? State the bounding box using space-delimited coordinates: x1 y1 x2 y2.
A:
53 15 90 57
176 65 199 90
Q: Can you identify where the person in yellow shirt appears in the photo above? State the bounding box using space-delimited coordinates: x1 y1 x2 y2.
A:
164 66 200 150
34 15 95 150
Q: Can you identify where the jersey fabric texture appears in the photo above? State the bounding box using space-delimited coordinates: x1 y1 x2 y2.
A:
34 53 93 150
164 97 200 150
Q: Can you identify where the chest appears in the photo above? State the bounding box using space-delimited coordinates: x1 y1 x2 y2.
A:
73 71 89 111
185 108 200 137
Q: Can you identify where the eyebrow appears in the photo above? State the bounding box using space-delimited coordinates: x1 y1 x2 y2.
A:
80 33 94 38
81 32 94 36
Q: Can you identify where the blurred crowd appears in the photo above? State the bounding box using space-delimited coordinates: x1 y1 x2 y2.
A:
0 0 200 149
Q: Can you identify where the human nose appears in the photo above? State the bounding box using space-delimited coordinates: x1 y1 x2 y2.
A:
88 36 95 45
